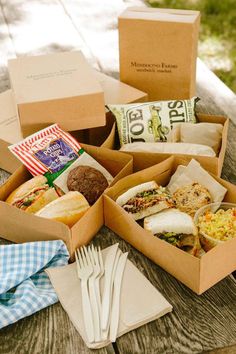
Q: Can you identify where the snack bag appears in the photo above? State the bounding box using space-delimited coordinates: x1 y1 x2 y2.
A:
107 97 199 146
9 124 84 185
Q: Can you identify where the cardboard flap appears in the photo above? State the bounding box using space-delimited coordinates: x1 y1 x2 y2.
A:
95 71 148 104
8 51 103 104
0 165 31 201
0 89 22 144
200 237 236 294
120 7 200 23
0 201 72 253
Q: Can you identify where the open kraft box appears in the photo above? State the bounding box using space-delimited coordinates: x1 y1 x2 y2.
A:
104 112 229 177
0 144 133 260
104 155 236 294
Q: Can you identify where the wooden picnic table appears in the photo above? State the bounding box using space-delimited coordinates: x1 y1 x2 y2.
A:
0 1 236 353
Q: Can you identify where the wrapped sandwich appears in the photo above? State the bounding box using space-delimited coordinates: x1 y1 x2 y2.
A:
144 209 200 255
116 181 175 220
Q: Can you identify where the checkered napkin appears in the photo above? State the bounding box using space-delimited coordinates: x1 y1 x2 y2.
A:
0 240 69 329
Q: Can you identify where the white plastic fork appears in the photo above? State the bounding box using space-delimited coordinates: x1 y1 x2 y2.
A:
96 246 104 313
75 247 94 343
88 245 102 342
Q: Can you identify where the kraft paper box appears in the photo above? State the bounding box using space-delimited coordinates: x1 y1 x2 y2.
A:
8 51 106 137
104 156 236 294
71 71 148 149
0 144 133 259
119 7 200 100
0 90 22 173
0 74 147 173
105 113 229 177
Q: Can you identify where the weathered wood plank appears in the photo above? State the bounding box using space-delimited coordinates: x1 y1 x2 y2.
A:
0 0 100 90
0 0 236 353
0 1 15 92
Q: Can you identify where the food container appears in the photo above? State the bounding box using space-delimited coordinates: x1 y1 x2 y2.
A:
0 144 133 260
103 112 229 177
104 156 236 294
194 202 236 251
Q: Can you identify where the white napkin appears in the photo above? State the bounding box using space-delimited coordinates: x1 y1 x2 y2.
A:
46 245 172 349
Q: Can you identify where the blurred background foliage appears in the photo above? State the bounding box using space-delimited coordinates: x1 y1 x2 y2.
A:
148 0 236 92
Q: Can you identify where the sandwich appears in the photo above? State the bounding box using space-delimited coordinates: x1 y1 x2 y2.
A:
144 208 200 255
36 191 90 227
116 181 175 220
6 175 58 214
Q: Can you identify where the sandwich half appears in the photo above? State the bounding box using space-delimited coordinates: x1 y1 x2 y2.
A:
144 208 200 255
6 175 58 214
116 181 175 220
36 191 90 227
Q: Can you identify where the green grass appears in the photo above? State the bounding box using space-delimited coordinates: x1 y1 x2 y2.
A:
148 0 236 92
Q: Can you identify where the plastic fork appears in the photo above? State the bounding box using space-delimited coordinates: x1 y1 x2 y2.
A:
88 245 102 342
75 247 94 343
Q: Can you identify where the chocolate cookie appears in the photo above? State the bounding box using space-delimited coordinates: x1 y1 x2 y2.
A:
67 165 108 205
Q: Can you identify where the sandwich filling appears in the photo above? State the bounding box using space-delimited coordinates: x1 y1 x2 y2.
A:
157 232 196 252
12 185 49 210
122 186 175 213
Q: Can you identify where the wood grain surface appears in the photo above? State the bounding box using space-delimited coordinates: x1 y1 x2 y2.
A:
0 0 236 353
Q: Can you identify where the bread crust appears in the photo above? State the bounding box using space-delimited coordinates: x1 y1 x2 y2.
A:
36 191 90 227
26 188 58 214
144 209 197 235
116 181 158 206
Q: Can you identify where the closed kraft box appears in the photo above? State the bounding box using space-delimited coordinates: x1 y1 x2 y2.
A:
8 51 106 137
119 7 200 100
104 113 229 177
104 156 236 294
0 144 133 259
0 75 147 173
0 90 22 173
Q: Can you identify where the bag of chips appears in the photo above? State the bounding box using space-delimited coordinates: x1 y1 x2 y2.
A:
9 124 84 184
107 97 199 146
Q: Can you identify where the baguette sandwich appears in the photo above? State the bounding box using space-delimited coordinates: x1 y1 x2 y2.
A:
144 208 200 255
6 175 58 214
36 191 90 227
116 181 175 220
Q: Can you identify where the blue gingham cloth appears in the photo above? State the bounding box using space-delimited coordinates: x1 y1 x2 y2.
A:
0 240 69 329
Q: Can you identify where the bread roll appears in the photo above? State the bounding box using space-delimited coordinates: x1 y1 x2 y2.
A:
6 175 58 213
36 191 90 227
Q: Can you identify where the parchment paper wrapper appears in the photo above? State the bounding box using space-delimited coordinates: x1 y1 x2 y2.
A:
168 159 227 203
54 151 114 193
120 142 216 157
180 122 223 154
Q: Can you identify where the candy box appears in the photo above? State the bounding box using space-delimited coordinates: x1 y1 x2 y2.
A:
0 144 133 259
104 156 236 294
